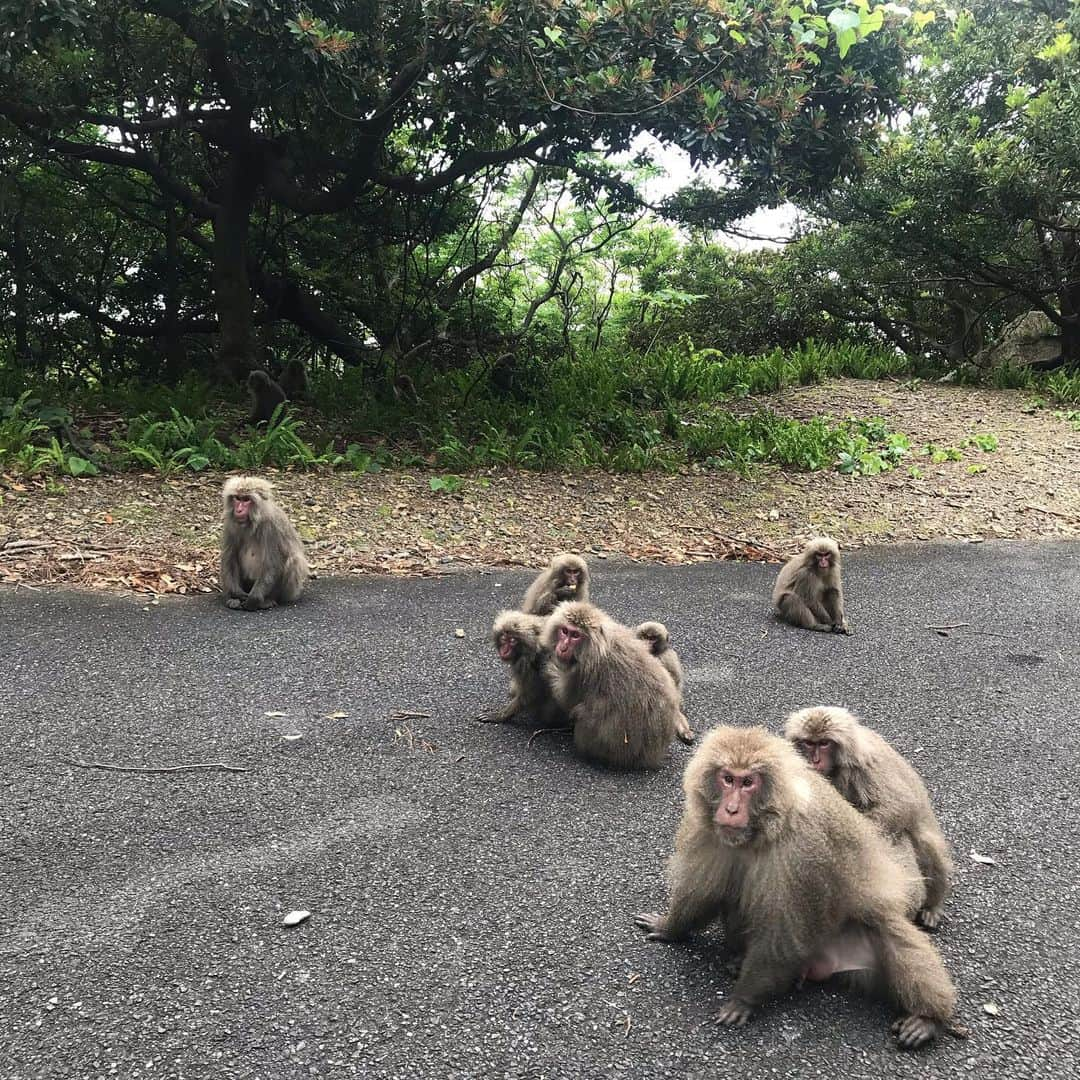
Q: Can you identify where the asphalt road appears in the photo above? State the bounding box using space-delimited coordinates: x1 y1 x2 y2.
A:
2 542 1079 1080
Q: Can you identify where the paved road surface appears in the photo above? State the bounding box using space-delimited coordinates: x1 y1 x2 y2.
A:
2 542 1079 1079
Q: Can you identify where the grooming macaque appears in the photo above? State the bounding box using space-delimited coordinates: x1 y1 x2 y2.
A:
785 706 954 930
772 536 850 633
635 621 694 745
277 358 309 401
219 476 309 610
486 610 561 725
635 726 955 1049
543 602 679 769
522 553 590 617
247 369 287 424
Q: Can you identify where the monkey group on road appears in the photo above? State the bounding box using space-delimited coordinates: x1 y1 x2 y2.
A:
481 544 957 1049
212 475 956 1049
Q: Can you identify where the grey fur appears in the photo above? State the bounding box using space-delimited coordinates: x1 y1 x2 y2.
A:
219 476 309 610
521 553 590 617
772 536 849 633
785 705 954 930
487 609 561 724
543 601 678 770
635 726 955 1049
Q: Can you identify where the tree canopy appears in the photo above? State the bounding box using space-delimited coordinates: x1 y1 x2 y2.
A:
0 0 906 382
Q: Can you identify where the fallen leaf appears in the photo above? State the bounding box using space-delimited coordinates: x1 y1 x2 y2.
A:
323 711 348 719
982 1002 1000 1016
454 628 465 638
282 910 312 927
264 711 288 718
281 733 303 742
969 850 997 865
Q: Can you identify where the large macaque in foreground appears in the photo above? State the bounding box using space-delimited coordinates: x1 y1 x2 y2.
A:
220 477 309 611
247 370 287 424
635 621 694 745
635 726 956 1049
544 602 679 769
785 706 954 930
772 536 849 634
485 610 561 725
522 553 590 617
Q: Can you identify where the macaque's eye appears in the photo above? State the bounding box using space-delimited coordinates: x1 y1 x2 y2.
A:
741 776 755 788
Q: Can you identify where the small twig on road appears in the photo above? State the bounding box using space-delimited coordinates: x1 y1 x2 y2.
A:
926 622 1019 640
66 758 247 775
389 710 432 720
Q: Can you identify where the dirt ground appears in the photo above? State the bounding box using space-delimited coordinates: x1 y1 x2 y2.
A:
1 379 1077 595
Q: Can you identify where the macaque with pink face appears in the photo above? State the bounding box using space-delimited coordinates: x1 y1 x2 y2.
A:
542 601 679 769
785 706 954 930
483 610 563 726
635 726 956 1050
219 476 308 611
772 536 850 634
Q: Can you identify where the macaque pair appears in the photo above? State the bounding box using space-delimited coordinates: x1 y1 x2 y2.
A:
637 722 957 1049
488 553 693 768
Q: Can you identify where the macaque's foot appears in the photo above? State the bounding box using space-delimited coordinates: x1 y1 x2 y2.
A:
633 912 673 942
226 598 243 610
714 999 754 1028
242 596 277 611
891 1014 940 1050
917 906 943 932
675 714 696 744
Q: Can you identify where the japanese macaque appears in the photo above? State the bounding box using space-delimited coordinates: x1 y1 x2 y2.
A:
522 553 590 617
543 601 679 770
485 610 561 725
635 621 694 745
219 476 309 610
247 369 287 424
635 622 683 690
785 706 954 930
772 536 850 634
277 358 309 400
634 726 956 1049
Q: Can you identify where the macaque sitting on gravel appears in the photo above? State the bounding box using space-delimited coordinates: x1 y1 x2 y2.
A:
772 536 850 633
219 476 309 611
522 553 590 617
543 601 680 769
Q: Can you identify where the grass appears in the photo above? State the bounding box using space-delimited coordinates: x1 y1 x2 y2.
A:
0 340 1076 478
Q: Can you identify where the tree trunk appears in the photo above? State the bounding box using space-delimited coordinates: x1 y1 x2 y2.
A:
158 201 188 378
252 270 375 369
211 154 260 380
1059 232 1080 367
12 208 31 366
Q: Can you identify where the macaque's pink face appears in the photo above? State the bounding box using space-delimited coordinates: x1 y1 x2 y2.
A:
796 738 834 774
814 551 833 571
713 768 762 831
232 495 253 522
497 631 518 662
561 568 581 592
555 623 583 663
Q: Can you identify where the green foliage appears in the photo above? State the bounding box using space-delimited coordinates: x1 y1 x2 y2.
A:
117 409 231 474
232 408 315 470
429 475 464 494
965 433 999 452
